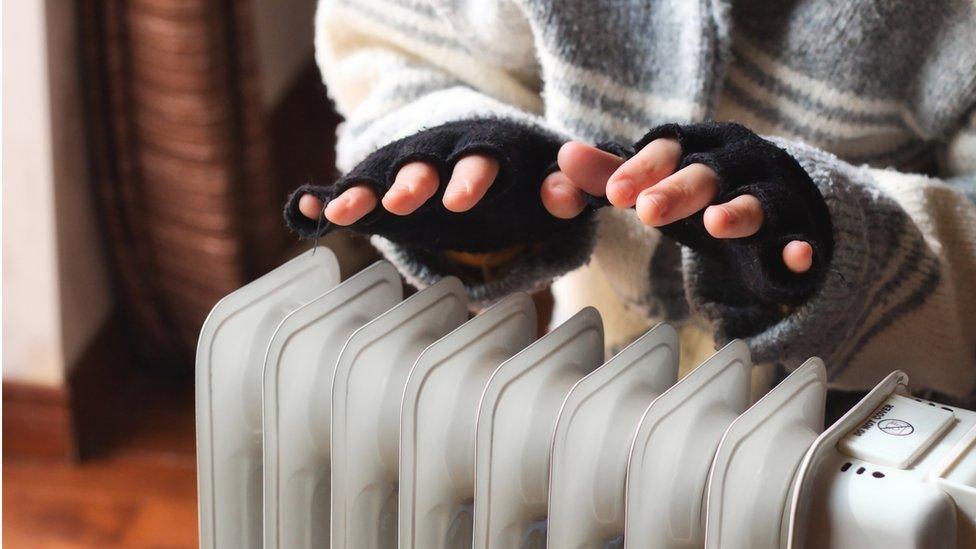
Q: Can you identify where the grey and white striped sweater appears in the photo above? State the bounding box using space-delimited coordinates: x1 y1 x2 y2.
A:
312 0 976 401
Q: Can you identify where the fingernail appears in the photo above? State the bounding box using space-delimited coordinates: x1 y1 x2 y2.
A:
554 182 583 208
389 181 410 195
391 169 417 192
447 179 472 197
641 192 668 220
608 179 635 204
324 199 344 220
716 205 734 226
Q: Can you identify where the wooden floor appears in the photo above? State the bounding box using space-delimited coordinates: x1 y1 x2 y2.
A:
3 376 198 548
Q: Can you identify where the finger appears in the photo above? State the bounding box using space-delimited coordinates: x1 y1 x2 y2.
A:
381 161 440 215
442 154 500 212
606 138 681 208
783 240 814 274
323 186 378 226
557 141 625 197
635 163 719 226
703 194 765 239
540 171 587 219
299 193 324 220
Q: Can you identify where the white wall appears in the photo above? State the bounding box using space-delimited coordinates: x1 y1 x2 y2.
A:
1 0 313 386
3 0 65 385
2 0 112 386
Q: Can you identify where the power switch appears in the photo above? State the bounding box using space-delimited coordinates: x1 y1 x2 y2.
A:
838 394 954 469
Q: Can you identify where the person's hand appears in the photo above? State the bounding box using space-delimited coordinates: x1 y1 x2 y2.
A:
297 154 501 225
294 139 814 274
287 119 595 259
539 139 815 274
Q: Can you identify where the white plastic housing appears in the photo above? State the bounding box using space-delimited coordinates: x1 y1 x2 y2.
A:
625 339 752 548
547 323 679 548
398 293 537 549
199 245 976 549
262 261 402 549
704 357 827 549
473 307 605 549
931 425 976 548
330 277 468 549
196 247 340 549
788 371 976 549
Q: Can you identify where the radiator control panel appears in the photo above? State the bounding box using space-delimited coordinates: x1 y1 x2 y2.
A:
838 394 954 468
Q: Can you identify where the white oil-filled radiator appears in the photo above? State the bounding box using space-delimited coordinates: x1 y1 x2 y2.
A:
195 247 976 549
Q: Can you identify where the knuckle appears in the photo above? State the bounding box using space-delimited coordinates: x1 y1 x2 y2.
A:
636 158 667 181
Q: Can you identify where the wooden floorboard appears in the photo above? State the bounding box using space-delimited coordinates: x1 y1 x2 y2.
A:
2 381 74 460
3 456 198 548
3 374 198 548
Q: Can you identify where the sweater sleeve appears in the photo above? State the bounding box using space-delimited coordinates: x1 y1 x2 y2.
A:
293 0 598 305
686 133 976 403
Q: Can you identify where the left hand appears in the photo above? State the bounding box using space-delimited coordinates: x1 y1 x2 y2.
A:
539 139 814 274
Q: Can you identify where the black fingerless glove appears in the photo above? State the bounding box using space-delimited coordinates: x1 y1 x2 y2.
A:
284 118 592 253
601 122 833 307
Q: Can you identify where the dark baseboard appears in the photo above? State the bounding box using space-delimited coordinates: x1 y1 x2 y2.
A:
67 313 142 459
2 381 74 460
3 313 139 462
